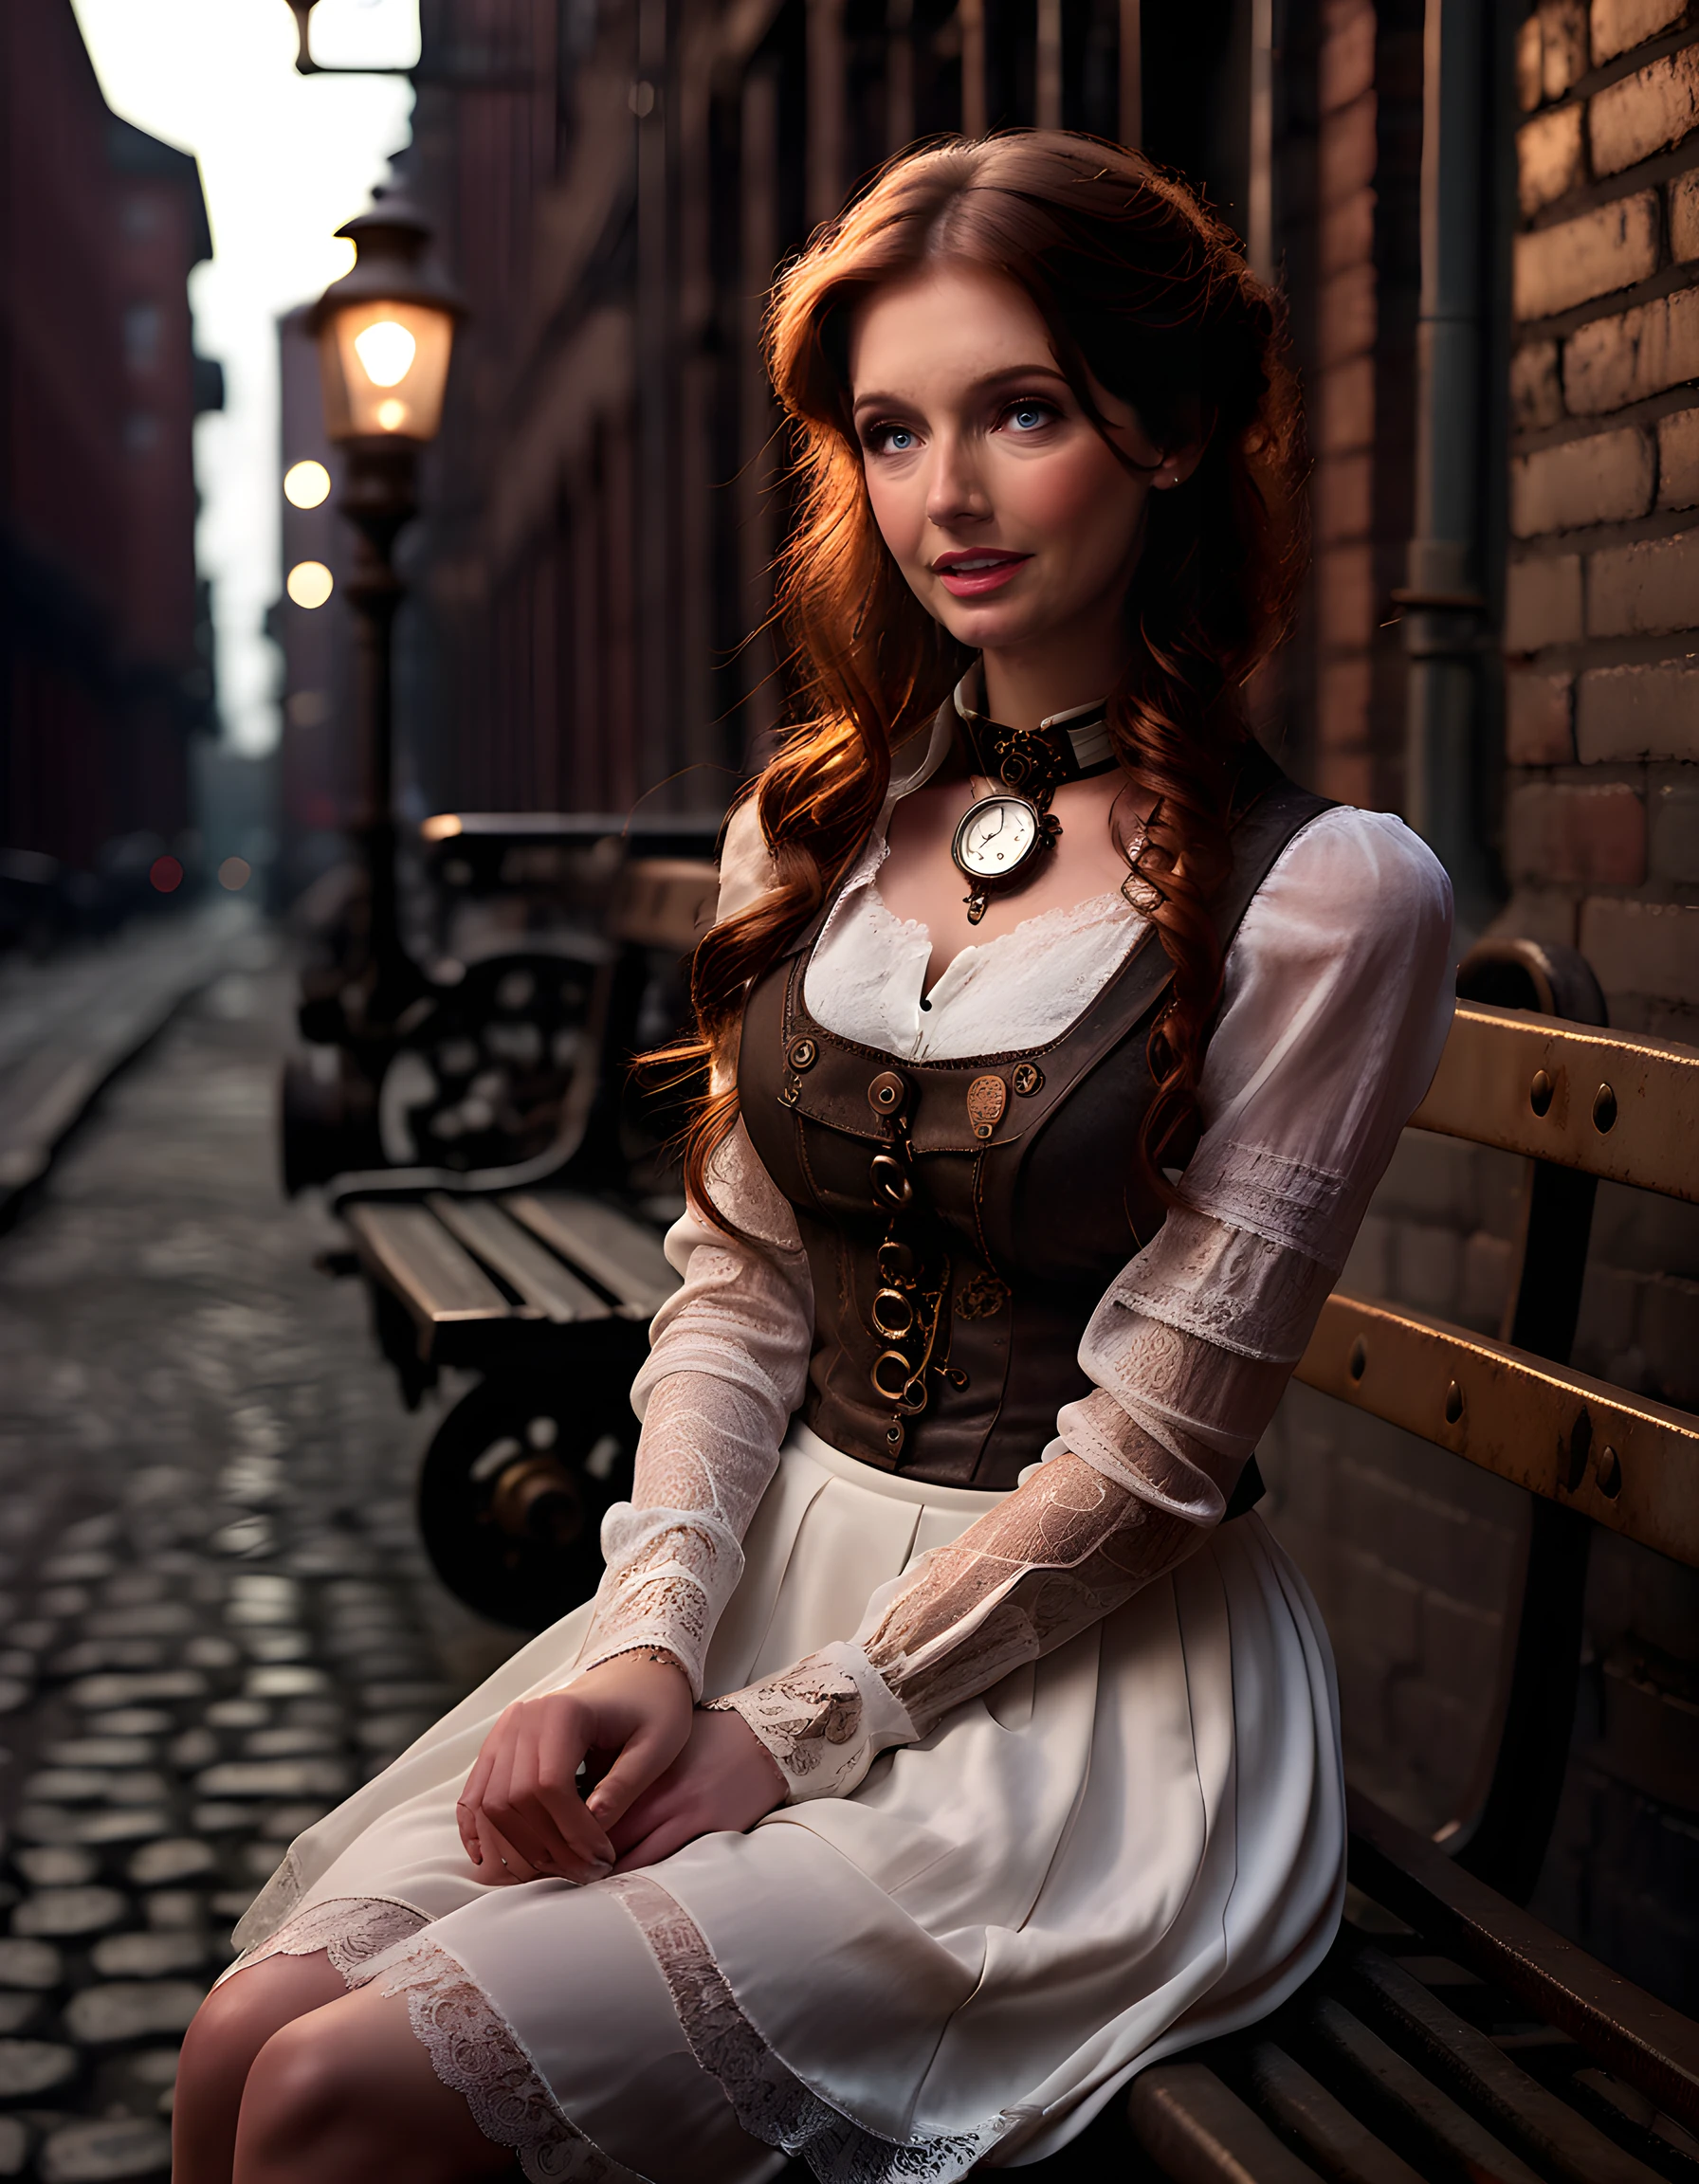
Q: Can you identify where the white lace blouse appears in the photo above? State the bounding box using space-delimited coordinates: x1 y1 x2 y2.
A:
573 747 1455 1802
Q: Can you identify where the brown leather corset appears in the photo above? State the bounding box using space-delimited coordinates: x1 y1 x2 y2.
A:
738 770 1334 1491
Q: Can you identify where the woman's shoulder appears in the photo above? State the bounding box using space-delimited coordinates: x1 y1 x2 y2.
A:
1265 800 1452 941
714 795 779 926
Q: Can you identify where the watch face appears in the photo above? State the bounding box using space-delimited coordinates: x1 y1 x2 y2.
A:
953 794 1042 882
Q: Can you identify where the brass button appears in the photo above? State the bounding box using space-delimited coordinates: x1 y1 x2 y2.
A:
868 1069 908 1114
1012 1062 1043 1097
787 1036 818 1071
966 1073 1007 1140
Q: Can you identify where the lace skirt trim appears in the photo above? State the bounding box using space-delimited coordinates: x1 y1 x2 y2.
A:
216 1892 429 1989
353 1929 627 2183
607 1873 1010 2184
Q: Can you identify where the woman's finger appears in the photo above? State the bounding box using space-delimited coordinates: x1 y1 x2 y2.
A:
478 1814 539 1884
582 1717 688 1831
457 1709 514 1865
610 1807 703 1875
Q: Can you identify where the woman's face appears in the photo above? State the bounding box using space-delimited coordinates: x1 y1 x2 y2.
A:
848 263 1187 663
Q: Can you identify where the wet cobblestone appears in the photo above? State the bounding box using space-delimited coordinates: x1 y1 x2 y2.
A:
0 944 520 2175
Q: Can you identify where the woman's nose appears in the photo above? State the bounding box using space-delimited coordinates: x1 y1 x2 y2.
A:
924 433 990 528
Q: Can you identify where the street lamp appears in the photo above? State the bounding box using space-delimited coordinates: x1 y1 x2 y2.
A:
310 193 465 1028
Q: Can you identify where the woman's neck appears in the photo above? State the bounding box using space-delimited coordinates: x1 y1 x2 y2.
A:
978 640 1126 732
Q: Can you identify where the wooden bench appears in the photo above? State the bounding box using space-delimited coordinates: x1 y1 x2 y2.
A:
320 841 709 1628
1106 937 1699 2182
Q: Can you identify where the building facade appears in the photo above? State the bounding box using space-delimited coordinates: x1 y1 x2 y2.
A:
0 0 219 924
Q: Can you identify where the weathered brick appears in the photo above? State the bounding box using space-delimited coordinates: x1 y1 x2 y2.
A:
1563 284 1699 413
1518 12 1544 113
1657 404 1699 504
1579 893 1699 1003
1319 90 1378 201
1315 450 1372 543
1506 553 1584 649
1575 1257 1644 1366
1588 43 1699 176
1421 1587 1505 1701
1673 169 1699 261
1587 524 1699 634
1507 780 1648 883
1321 187 1376 279
1316 355 1375 456
1319 262 1377 368
1489 884 1582 946
1392 1221 1462 1316
1317 542 1374 648
1320 2 1375 116
1542 0 1590 100
1649 781 1699 878
1512 339 1566 430
1578 660 1699 756
1591 0 1688 66
1520 104 1586 214
1458 1231 1514 1333
1511 426 1655 534
1507 668 1577 760
1514 192 1659 321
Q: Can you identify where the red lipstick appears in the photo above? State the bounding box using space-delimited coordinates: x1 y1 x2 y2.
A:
932 550 1032 597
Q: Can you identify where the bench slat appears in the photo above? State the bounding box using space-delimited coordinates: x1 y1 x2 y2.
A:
1338 1945 1665 2184
1240 2042 1426 2184
344 1205 516 1350
1347 1792 1699 2135
1126 2061 1322 2181
504 1194 679 1318
428 1197 611 1324
1295 1292 1699 1569
1413 1003 1699 1203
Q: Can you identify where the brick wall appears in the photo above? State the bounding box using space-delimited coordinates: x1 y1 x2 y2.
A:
1264 0 1699 2014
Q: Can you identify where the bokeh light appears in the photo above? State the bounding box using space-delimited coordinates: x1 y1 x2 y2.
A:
217 857 252 892
149 855 184 894
283 460 331 509
286 560 334 610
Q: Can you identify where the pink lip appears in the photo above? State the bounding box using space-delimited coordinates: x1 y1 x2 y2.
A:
932 551 1032 598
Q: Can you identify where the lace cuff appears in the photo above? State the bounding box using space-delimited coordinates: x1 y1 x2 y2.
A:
705 1640 916 1804
707 1453 1203 1800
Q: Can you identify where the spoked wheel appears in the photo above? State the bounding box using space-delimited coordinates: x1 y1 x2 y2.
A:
417 1369 640 1629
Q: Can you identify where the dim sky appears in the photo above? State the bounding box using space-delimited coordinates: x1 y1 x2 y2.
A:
71 0 418 756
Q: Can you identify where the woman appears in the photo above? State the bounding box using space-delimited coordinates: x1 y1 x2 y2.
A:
175 134 1452 2184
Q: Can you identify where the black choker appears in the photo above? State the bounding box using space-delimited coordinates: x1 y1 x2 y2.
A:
950 683 1119 924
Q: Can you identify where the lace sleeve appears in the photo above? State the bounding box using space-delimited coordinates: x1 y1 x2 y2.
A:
568 1124 813 1699
706 1447 1201 1798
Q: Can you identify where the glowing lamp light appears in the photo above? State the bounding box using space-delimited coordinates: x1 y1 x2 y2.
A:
312 198 464 446
150 855 183 894
218 857 252 891
283 459 332 509
287 559 335 609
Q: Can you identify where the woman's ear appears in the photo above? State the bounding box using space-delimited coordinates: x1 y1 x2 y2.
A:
1152 441 1207 490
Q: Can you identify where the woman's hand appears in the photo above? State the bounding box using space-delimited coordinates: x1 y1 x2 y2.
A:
457 1654 694 1884
608 1705 788 1873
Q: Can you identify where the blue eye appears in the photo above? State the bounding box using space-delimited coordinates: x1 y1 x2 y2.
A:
886 426 916 450
1008 402 1050 432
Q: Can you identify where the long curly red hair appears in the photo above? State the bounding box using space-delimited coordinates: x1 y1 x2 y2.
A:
661 131 1306 1211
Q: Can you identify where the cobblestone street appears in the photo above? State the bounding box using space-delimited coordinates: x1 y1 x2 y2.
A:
0 937 520 2180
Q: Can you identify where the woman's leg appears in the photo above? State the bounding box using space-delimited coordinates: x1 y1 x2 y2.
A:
231 1982 515 2184
174 1954 349 2184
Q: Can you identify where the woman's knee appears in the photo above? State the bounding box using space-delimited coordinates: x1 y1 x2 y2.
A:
236 2012 365 2171
178 1956 346 2107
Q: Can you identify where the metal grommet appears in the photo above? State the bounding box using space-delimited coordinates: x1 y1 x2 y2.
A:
1529 1069 1554 1118
871 1349 914 1402
870 1287 914 1338
1012 1062 1043 1097
886 1419 905 1455
787 1036 818 1072
868 1069 908 1115
1592 1083 1617 1134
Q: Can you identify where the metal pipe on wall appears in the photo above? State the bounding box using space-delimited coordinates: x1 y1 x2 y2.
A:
1119 0 1141 147
1403 0 1490 912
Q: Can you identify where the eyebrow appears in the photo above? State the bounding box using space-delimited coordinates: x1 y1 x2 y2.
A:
850 363 1071 413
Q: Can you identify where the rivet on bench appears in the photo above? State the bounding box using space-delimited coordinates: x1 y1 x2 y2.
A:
1597 1445 1621 1499
1348 1337 1367 1382
1528 1068 1554 1117
1592 1083 1617 1134
1443 1380 1464 1426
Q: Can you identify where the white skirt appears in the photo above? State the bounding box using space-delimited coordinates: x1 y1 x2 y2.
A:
229 1426 1345 2182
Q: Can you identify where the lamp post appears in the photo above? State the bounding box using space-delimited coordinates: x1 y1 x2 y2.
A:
309 194 465 1030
